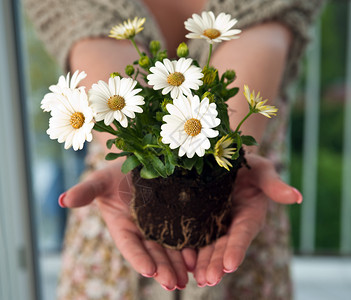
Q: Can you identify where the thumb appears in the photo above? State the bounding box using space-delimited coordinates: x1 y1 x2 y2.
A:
58 168 112 208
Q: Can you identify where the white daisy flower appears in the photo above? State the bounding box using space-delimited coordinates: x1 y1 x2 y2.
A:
47 89 94 151
185 11 241 44
244 85 278 118
41 70 87 112
147 58 203 100
109 17 146 40
89 76 144 127
161 94 220 158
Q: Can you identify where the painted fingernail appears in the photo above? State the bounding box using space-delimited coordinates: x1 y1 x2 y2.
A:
292 188 303 204
161 284 176 291
141 271 157 278
58 193 66 208
207 278 221 287
223 267 238 273
176 285 186 290
197 282 206 288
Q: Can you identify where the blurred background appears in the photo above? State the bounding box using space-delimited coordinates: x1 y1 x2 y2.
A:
1 0 351 299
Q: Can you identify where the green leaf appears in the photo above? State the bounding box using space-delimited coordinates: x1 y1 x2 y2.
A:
226 87 239 99
195 157 204 175
181 157 197 170
164 149 177 176
94 120 117 135
134 151 167 178
121 155 141 174
140 166 159 179
232 134 242 160
216 101 230 132
106 139 115 149
142 133 153 145
105 152 129 161
241 135 258 146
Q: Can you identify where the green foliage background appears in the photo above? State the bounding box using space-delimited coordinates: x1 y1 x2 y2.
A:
289 1 347 254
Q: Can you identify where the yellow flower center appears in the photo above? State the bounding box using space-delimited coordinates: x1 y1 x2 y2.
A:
70 112 85 129
124 28 135 39
203 28 221 39
184 118 202 136
167 72 185 87
215 145 223 157
108 95 126 111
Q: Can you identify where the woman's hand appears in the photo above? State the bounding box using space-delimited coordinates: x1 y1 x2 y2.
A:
193 153 302 287
59 160 197 291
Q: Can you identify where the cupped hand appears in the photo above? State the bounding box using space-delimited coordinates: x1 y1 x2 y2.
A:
59 160 197 291
193 153 302 287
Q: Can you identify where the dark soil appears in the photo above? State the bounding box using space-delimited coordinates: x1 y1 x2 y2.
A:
130 150 246 250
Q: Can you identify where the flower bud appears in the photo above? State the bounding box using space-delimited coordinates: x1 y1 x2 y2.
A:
156 50 168 61
115 138 126 150
138 55 151 69
125 65 135 76
110 72 121 78
202 66 217 86
201 92 215 103
176 42 189 58
149 40 161 56
222 70 236 81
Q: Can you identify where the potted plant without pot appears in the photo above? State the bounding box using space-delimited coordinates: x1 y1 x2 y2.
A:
41 12 277 250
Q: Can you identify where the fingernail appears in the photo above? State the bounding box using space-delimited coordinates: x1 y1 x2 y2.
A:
176 285 186 290
292 188 303 204
161 284 176 291
197 282 206 288
223 267 238 273
141 271 157 278
207 278 221 287
58 193 66 208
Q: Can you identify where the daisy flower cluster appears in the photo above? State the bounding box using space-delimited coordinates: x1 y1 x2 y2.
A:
42 12 277 178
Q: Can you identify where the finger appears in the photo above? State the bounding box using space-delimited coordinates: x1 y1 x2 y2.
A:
103 214 157 277
223 214 265 272
181 248 197 272
143 240 178 291
193 244 215 287
244 154 302 204
165 248 188 289
205 236 226 286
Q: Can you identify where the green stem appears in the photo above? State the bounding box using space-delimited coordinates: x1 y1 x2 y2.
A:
134 68 140 80
143 144 163 149
130 38 142 57
234 111 253 134
94 122 117 135
206 43 213 68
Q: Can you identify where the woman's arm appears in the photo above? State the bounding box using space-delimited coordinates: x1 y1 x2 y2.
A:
212 21 292 143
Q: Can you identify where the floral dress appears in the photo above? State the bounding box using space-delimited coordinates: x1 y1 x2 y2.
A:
24 0 324 299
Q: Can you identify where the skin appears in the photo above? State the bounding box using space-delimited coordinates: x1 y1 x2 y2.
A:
66 2 299 290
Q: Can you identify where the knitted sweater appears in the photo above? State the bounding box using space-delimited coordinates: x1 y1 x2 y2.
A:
24 0 324 94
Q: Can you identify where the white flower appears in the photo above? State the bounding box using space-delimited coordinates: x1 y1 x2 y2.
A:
89 76 144 127
161 94 220 158
185 11 241 44
244 85 278 118
47 89 94 151
41 70 87 112
147 58 203 100
109 17 146 40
